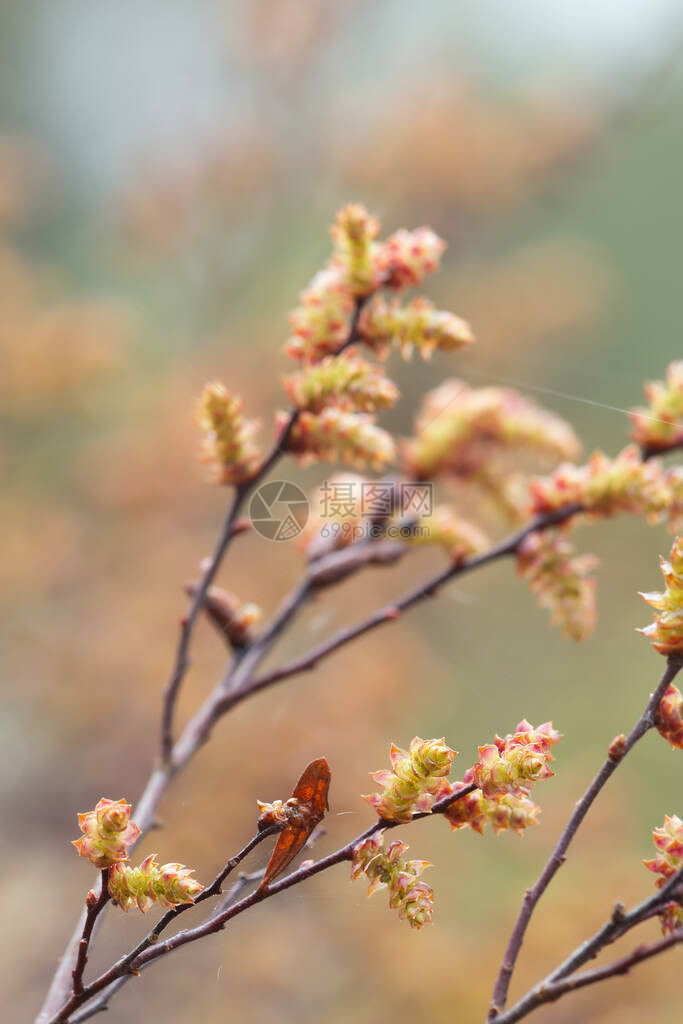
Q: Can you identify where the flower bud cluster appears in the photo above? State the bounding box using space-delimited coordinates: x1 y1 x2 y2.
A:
286 207 447 364
517 529 598 641
359 295 474 361
638 534 683 656
382 227 446 290
108 854 203 913
282 407 395 470
286 265 355 362
283 352 398 413
329 204 384 297
72 798 140 869
630 361 683 454
643 814 683 934
472 720 561 798
441 779 540 836
655 684 683 749
351 832 434 929
281 207 468 468
408 505 489 564
196 383 261 485
529 446 671 524
363 737 457 822
402 379 579 481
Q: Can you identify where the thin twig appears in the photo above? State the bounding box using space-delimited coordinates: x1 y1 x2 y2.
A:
68 827 331 1022
488 656 683 1018
494 930 683 1024
36 299 368 1024
45 785 476 1023
132 782 478 970
490 865 683 1023
36 313 679 1022
49 828 279 1024
546 864 683 983
237 434 674 699
160 291 367 764
68 855 275 1024
245 502 584 695
159 489 244 764
71 871 110 997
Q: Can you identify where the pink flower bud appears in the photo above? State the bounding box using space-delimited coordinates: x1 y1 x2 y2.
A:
403 379 579 482
381 227 446 290
630 361 683 455
363 737 457 822
330 204 385 297
441 778 541 836
643 814 683 934
638 535 683 656
108 854 203 913
72 798 140 869
517 529 598 641
196 384 262 485
283 407 395 471
359 295 473 361
283 352 398 414
655 684 683 749
472 721 561 798
486 793 540 835
530 446 671 524
351 831 434 929
442 786 489 834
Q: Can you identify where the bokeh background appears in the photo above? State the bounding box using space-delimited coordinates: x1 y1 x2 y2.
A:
2 2 683 1022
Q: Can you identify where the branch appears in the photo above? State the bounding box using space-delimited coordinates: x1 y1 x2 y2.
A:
71 871 110 997
68 861 272 1024
36 304 680 1023
488 656 683 1018
47 827 279 1024
495 930 683 1024
159 488 244 765
134 782 478 970
491 863 683 1024
245 502 585 695
158 292 369 766
46 785 476 1024
545 864 683 984
640 437 683 462
47 460 666 1020
159 291 368 764
35 299 368 1024
243 435 682 695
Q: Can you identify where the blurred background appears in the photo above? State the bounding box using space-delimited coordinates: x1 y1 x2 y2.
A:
2 2 683 1021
